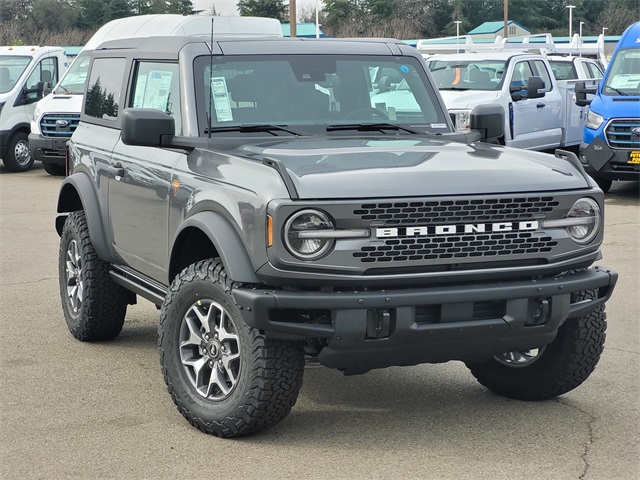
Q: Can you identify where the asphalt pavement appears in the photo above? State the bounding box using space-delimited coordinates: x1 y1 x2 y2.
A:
1 162 638 479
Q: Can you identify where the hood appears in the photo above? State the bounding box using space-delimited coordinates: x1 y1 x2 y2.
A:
235 137 590 199
590 93 640 119
439 90 502 110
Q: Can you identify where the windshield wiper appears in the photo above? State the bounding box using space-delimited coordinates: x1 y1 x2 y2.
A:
439 86 472 91
56 85 71 94
204 124 307 136
326 123 422 134
606 87 629 96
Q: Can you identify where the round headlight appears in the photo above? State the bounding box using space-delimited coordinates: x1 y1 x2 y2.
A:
567 197 601 244
284 209 335 260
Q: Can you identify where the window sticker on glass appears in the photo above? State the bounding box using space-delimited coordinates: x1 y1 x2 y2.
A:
430 123 448 128
211 77 233 122
610 74 640 89
134 70 173 112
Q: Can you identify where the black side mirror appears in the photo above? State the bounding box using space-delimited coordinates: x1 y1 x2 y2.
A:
470 104 504 143
575 81 597 107
121 108 175 147
526 76 546 99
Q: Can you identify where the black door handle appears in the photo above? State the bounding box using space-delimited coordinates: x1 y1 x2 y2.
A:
537 103 545 108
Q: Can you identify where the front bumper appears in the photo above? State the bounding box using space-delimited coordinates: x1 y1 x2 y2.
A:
29 133 68 165
233 267 617 373
580 137 640 181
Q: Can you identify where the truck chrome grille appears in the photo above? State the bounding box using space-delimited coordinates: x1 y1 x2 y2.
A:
353 197 558 225
605 119 640 149
40 114 80 138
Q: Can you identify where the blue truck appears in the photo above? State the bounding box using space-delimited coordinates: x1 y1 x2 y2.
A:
576 21 640 192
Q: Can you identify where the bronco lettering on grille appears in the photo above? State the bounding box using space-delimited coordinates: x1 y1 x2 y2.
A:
376 221 539 238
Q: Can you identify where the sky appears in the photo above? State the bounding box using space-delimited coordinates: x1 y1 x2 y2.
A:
192 0 316 17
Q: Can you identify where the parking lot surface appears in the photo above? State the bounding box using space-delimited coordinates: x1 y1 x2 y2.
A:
1 163 638 479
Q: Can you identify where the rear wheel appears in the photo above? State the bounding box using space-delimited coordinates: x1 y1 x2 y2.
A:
466 290 606 401
3 132 33 172
159 259 305 437
59 211 129 341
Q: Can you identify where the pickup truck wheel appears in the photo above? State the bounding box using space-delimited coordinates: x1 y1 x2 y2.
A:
466 289 606 401
4 132 34 172
59 211 128 341
43 162 66 176
159 259 305 437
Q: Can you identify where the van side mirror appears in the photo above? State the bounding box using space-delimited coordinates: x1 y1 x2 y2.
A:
121 108 175 147
470 104 504 143
575 81 596 107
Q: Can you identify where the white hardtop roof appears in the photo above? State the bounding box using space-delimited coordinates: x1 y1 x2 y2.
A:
0 45 64 56
85 14 282 51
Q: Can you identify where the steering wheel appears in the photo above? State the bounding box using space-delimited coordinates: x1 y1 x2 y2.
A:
345 107 389 120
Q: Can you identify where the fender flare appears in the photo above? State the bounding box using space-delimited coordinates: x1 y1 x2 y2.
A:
171 211 261 284
55 173 112 261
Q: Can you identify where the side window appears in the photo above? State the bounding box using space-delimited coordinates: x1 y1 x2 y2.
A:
550 62 577 80
131 62 181 134
511 61 534 97
24 57 59 103
532 60 553 91
84 57 126 121
586 62 603 80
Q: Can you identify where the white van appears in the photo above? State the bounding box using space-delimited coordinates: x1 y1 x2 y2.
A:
29 14 282 175
0 46 68 171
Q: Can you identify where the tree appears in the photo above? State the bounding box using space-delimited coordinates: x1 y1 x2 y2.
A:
237 0 287 22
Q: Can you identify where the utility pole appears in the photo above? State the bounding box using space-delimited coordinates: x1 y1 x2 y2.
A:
503 0 508 39
567 5 575 38
290 0 297 38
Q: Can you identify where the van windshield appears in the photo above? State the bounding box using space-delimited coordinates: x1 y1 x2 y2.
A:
194 54 449 135
55 53 91 94
0 56 31 94
427 60 506 91
602 49 640 96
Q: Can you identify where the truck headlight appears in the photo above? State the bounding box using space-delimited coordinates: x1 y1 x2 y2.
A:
585 109 604 130
543 197 601 244
453 110 471 132
284 209 335 260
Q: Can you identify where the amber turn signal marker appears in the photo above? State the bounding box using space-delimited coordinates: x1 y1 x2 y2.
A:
267 215 273 247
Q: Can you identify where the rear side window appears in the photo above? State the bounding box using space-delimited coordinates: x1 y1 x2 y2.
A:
532 60 553 91
130 62 182 134
585 62 603 79
84 57 126 121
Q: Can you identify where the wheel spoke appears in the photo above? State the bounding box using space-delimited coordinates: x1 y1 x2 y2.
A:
183 356 208 387
190 304 211 334
222 352 240 384
217 311 239 343
207 365 231 397
180 316 204 348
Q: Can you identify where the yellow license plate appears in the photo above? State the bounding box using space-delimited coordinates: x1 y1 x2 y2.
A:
629 151 640 164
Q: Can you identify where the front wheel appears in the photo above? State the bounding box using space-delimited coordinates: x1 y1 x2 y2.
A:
466 290 606 401
3 132 34 172
43 162 66 176
159 259 305 437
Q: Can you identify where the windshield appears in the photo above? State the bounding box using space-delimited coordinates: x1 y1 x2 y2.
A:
55 53 91 94
0 55 32 94
427 59 506 91
194 54 449 135
603 48 640 96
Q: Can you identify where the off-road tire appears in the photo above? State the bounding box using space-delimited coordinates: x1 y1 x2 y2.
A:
43 162 66 176
159 259 305 438
59 211 128 341
466 290 606 401
3 132 34 172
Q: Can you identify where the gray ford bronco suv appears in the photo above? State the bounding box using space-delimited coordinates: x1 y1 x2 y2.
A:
56 35 617 437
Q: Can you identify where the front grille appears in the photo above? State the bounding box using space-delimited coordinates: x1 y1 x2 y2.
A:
353 197 558 225
40 114 80 138
605 119 640 149
354 232 557 263
352 197 559 264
